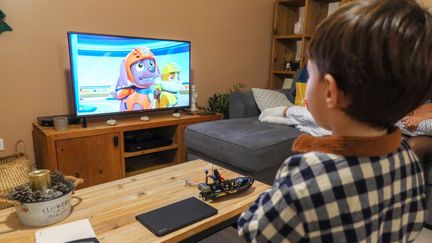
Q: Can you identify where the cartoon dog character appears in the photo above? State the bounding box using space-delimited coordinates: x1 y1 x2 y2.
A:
114 47 161 111
157 62 182 108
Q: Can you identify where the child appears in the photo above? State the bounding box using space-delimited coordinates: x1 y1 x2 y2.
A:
238 0 432 242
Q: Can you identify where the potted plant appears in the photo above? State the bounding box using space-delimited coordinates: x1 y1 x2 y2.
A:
206 83 246 119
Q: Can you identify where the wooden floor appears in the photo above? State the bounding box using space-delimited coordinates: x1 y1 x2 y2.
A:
200 226 432 243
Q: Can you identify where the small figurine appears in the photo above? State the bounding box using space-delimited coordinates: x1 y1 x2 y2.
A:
198 167 254 201
284 50 295 71
284 62 291 71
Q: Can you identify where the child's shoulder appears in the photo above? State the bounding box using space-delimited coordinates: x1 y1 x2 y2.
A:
282 151 345 172
275 151 347 203
277 151 346 188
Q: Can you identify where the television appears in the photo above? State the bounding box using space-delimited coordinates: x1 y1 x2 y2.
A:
67 32 191 117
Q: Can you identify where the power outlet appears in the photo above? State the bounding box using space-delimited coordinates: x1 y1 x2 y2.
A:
0 138 4 151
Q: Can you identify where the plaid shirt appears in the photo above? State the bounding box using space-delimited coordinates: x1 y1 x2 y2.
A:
238 129 426 242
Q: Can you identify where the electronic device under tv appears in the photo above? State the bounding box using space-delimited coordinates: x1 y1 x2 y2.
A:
124 130 172 152
67 32 191 118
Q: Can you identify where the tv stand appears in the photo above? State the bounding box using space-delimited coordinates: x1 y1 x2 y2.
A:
32 112 222 188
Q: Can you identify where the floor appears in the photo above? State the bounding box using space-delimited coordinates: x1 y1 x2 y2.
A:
199 226 432 243
415 227 432 243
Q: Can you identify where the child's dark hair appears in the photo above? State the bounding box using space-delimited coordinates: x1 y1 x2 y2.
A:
309 0 432 129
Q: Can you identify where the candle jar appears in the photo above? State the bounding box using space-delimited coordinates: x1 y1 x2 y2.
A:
53 117 69 131
28 169 51 191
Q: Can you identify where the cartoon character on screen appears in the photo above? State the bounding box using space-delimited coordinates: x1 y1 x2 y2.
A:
156 63 182 108
114 47 161 111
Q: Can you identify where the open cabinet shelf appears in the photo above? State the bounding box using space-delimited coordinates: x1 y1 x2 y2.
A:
269 0 353 89
273 70 297 75
125 150 178 177
123 143 179 158
279 0 306 7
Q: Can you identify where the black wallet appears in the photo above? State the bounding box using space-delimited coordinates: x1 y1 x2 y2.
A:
135 197 218 237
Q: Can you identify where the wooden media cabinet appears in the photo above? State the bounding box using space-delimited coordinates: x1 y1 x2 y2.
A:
32 112 222 188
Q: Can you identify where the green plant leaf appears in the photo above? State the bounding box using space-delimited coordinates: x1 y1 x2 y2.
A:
206 83 247 119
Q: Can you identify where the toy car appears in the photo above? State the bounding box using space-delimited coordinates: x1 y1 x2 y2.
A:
198 168 254 201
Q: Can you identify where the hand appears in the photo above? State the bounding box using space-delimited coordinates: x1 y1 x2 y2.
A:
402 116 423 131
304 99 309 111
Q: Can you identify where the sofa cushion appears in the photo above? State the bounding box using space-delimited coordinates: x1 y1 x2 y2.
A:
293 66 309 106
229 90 295 119
251 88 293 112
185 117 302 172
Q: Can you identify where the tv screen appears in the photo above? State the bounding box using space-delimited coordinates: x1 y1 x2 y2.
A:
67 32 191 117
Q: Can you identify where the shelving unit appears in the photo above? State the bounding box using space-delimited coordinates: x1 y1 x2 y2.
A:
123 125 179 176
33 112 223 188
269 0 352 89
273 70 297 75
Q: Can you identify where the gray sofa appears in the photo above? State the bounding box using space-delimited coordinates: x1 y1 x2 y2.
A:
185 89 432 227
185 89 300 184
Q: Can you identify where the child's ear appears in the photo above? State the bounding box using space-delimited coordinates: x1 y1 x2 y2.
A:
324 74 343 109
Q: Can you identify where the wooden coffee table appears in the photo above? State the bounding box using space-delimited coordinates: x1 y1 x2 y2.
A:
0 159 270 242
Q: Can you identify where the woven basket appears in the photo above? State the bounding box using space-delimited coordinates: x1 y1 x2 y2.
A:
0 141 32 209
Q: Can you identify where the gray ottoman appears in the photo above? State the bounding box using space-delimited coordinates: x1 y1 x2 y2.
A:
185 117 301 172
